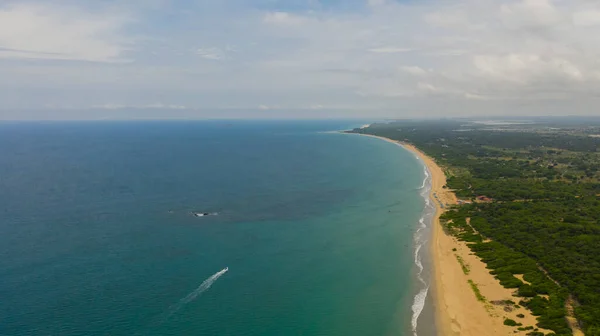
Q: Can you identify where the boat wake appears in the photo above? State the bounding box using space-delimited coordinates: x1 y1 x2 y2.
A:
164 267 229 319
136 267 230 334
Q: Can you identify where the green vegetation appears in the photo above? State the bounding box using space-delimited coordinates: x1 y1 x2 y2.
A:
468 279 486 302
349 118 600 335
526 332 545 336
455 254 470 275
504 318 522 326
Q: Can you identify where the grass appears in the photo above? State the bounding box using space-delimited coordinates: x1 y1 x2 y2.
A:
468 279 486 302
455 254 470 275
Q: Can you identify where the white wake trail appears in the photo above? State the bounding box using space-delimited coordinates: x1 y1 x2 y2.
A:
165 267 229 317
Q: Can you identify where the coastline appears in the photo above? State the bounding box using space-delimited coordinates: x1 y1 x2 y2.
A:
350 133 457 335
349 132 548 336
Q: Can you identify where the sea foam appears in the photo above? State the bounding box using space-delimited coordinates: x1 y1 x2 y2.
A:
411 164 435 336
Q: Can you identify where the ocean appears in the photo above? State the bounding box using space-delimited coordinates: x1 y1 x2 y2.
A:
0 120 434 336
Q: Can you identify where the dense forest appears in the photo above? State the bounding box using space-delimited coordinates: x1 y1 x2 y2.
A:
349 119 600 336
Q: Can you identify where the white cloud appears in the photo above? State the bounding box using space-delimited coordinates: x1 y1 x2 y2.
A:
263 12 307 25
368 47 413 53
425 10 471 29
400 66 429 76
464 93 493 100
573 10 600 27
197 48 224 60
0 3 131 62
500 0 563 29
5 0 600 117
417 82 439 93
473 54 584 84
92 103 187 110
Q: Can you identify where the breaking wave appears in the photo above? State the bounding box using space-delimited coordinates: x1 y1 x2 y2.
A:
412 164 435 336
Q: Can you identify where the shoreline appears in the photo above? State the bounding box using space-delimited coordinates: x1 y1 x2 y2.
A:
347 132 548 336
350 133 456 335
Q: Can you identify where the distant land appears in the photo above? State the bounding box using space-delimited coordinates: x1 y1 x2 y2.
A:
349 117 600 336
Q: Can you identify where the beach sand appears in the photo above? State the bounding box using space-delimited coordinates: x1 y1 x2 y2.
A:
354 134 550 336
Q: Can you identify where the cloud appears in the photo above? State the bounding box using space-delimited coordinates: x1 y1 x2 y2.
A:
263 12 307 25
4 0 600 117
573 10 600 27
473 54 584 84
368 47 413 53
197 48 224 60
500 0 563 29
425 10 472 29
196 46 237 60
400 66 429 76
0 3 132 62
367 0 387 7
464 93 493 100
92 103 187 110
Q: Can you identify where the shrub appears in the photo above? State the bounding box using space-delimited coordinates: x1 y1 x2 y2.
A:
518 284 537 297
504 318 521 326
526 332 544 336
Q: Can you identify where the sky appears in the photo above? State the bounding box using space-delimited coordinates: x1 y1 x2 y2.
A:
2 0 600 119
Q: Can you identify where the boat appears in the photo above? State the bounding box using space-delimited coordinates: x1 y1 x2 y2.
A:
193 211 218 217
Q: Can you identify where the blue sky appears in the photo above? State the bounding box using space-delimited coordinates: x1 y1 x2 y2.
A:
2 0 600 119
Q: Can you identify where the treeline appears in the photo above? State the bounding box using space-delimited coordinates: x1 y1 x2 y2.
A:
473 200 600 329
447 177 600 201
442 208 572 334
360 121 600 153
349 120 600 335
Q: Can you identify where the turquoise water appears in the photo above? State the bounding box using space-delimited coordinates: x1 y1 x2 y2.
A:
0 121 428 336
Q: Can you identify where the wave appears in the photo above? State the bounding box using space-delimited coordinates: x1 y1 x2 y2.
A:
411 287 429 335
414 243 424 274
418 166 429 190
412 238 429 336
165 267 229 318
412 163 435 336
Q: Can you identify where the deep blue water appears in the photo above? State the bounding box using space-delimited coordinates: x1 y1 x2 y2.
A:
0 121 427 336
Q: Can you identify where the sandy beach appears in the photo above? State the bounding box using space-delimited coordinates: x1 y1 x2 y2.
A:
354 133 550 336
